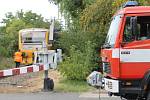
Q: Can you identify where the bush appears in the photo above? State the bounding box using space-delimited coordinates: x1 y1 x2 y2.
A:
0 35 17 57
58 29 89 55
0 57 15 70
0 46 8 57
59 41 95 80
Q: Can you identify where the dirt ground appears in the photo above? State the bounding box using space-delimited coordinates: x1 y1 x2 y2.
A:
0 70 61 93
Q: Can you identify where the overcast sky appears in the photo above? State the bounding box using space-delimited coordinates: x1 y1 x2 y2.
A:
0 0 58 22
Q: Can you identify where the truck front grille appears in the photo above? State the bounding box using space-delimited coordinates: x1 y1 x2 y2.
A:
103 62 111 74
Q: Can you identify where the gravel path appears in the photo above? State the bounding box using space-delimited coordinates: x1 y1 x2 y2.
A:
0 72 40 87
0 70 60 93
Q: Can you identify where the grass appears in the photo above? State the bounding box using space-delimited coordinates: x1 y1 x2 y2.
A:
55 78 94 92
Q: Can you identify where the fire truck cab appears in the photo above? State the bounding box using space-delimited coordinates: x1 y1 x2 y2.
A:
101 1 150 100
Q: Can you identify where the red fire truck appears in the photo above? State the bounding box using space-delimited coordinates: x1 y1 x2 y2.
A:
101 1 150 100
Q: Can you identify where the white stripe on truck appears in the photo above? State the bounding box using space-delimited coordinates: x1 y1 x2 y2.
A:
112 49 150 62
120 49 150 62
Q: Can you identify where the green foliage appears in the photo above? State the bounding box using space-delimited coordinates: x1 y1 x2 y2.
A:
0 10 50 57
54 0 150 81
80 0 113 51
6 19 26 35
49 0 94 25
54 20 62 31
0 46 8 57
57 0 113 80
0 35 16 57
21 11 49 28
59 41 95 80
3 10 50 29
50 0 84 17
58 29 88 53
0 58 15 70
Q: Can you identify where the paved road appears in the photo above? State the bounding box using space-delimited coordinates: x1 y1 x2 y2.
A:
0 92 121 100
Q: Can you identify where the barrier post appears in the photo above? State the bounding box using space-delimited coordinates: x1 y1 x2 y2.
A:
42 41 54 91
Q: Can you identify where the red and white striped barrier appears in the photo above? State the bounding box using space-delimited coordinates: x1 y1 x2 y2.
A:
0 49 63 78
0 64 48 78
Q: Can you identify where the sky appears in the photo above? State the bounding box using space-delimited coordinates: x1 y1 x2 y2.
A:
0 0 58 23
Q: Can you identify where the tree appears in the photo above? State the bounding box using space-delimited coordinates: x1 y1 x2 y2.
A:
49 0 94 26
0 10 50 57
2 10 50 29
52 0 150 80
22 11 49 28
5 19 26 54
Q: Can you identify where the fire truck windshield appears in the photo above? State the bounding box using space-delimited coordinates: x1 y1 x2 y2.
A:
105 15 122 48
21 31 46 43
